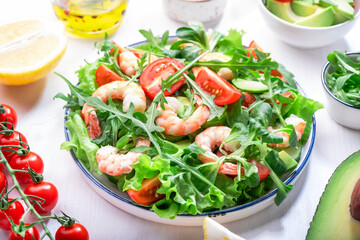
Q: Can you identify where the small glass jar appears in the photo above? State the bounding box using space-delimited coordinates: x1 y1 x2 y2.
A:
51 0 128 38
163 0 227 23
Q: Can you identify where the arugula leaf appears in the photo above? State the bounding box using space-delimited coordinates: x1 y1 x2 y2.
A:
326 51 360 108
276 63 297 90
183 73 226 121
144 94 164 133
328 51 360 74
54 73 89 109
193 50 279 76
83 97 163 156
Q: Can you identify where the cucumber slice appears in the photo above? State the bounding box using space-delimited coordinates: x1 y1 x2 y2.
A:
232 79 269 93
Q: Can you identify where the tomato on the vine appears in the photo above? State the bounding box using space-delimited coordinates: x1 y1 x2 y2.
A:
0 131 28 162
10 151 44 184
193 67 241 105
0 104 17 130
55 223 89 240
0 171 7 195
24 181 58 213
0 199 24 230
140 58 186 100
9 224 40 240
127 176 164 205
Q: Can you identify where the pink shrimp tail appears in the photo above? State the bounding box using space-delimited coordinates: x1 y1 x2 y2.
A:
81 103 101 139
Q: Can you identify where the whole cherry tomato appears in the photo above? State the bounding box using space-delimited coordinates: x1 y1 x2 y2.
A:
0 104 17 130
9 224 40 240
0 171 7 196
0 131 28 162
55 223 89 240
10 151 44 184
24 181 58 213
0 199 24 230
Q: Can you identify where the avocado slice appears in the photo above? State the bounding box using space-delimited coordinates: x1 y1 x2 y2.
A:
333 0 355 24
291 1 318 17
267 0 305 22
306 150 360 240
319 0 355 24
284 144 302 162
232 79 269 93
278 150 298 173
295 6 335 27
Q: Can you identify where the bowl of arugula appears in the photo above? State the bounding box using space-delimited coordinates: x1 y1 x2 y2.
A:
322 51 360 130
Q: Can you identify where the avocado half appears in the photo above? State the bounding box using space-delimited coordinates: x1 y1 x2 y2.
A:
306 150 360 240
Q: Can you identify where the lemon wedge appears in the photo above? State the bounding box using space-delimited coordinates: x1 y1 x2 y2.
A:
203 217 246 240
0 19 67 85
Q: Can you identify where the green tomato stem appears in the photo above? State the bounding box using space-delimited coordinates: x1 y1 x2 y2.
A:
0 150 54 240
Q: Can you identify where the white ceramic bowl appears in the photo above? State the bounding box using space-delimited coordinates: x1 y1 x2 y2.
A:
322 52 360 130
257 0 360 49
63 40 316 226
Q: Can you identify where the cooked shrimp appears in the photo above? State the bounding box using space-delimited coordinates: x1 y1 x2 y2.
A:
96 137 151 176
200 52 233 80
119 51 138 77
119 49 158 77
155 96 210 136
81 81 147 139
268 114 307 148
195 126 240 163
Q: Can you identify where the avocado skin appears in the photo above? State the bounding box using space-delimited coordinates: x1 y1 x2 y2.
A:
306 150 360 240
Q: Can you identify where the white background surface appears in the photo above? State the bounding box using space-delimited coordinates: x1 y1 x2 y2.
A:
0 0 360 239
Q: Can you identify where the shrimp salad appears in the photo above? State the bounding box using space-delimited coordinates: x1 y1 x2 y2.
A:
56 23 323 219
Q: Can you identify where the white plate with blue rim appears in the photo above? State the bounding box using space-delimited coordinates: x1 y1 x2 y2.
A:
63 39 316 226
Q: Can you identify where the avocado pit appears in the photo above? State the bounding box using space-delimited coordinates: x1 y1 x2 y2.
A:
350 178 360 221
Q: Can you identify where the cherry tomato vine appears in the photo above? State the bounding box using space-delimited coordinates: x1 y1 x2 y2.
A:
0 104 89 240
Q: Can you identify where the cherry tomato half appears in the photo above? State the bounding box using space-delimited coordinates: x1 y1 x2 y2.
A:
95 65 125 87
193 67 241 106
246 40 264 60
127 176 164 205
55 223 89 240
0 131 28 162
9 224 40 240
0 104 17 130
248 159 271 181
10 151 44 185
0 199 24 230
0 171 7 196
24 181 58 213
140 58 186 100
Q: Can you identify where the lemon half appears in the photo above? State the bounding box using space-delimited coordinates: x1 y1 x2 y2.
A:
203 217 246 240
0 19 67 85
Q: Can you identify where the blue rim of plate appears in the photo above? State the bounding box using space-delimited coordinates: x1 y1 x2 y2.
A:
63 40 316 217
321 52 360 110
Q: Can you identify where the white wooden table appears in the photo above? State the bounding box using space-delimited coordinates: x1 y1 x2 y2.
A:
0 0 359 239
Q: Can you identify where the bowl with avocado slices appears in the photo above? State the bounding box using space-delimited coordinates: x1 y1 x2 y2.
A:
257 0 360 48
322 51 360 129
